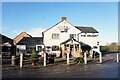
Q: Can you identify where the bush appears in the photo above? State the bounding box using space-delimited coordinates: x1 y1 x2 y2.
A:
74 57 84 64
29 53 39 62
100 46 109 52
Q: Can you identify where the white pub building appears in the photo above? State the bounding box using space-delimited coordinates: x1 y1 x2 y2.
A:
43 17 99 57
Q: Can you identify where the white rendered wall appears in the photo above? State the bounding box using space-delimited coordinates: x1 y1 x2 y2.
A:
79 33 99 49
43 20 81 47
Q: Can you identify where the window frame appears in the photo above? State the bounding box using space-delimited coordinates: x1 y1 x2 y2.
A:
52 33 60 39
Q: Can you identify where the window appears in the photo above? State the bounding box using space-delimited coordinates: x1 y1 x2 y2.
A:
97 42 99 45
64 44 69 50
52 46 59 51
70 34 76 38
75 44 79 51
37 46 42 52
26 46 36 53
45 46 51 52
52 33 60 39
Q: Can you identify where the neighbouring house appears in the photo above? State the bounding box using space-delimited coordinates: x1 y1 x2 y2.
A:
1 34 14 56
13 32 32 45
17 37 44 55
43 17 99 57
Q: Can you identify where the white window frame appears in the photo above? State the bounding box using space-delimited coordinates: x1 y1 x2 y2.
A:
36 45 44 51
52 33 60 39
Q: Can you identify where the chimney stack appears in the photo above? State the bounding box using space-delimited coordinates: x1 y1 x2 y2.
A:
61 17 66 21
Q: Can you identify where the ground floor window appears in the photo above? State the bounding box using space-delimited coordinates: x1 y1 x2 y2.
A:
36 46 42 52
64 44 79 51
26 46 36 53
75 44 79 51
52 46 59 51
45 46 51 52
64 44 69 50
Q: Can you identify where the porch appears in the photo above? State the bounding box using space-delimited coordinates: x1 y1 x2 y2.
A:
60 38 83 58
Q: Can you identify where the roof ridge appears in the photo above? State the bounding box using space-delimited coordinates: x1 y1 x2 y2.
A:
13 32 31 40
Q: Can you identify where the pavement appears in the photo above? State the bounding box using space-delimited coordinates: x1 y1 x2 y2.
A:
2 53 120 78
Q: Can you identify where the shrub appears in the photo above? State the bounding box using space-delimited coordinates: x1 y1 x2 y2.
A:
29 53 39 62
74 57 84 64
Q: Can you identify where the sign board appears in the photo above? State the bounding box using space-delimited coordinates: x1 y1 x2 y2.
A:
58 26 69 32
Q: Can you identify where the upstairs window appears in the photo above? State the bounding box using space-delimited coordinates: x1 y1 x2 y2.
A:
52 33 60 39
70 34 76 38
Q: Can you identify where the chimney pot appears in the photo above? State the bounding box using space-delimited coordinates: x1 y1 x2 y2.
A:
61 17 66 21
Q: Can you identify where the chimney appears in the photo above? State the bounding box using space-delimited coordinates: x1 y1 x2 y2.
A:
61 17 66 21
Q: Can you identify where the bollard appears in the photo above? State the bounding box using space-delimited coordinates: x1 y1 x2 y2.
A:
117 53 119 63
44 52 46 66
20 53 23 68
84 52 87 64
67 52 70 65
99 52 102 63
11 56 16 66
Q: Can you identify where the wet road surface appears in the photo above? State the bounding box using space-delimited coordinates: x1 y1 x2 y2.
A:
2 53 120 78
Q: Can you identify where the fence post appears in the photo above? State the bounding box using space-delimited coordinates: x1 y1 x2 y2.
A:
99 52 102 63
44 52 46 66
84 52 87 64
11 55 16 66
67 52 70 65
117 53 119 63
20 53 23 68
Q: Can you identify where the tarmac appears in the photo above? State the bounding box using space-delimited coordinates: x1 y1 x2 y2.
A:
2 53 120 78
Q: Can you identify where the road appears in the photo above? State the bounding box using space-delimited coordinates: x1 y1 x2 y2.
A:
2 53 120 78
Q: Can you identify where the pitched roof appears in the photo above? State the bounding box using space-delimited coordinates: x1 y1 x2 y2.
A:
17 37 43 46
43 21 63 33
61 38 80 44
13 32 32 44
0 34 13 45
75 26 99 33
